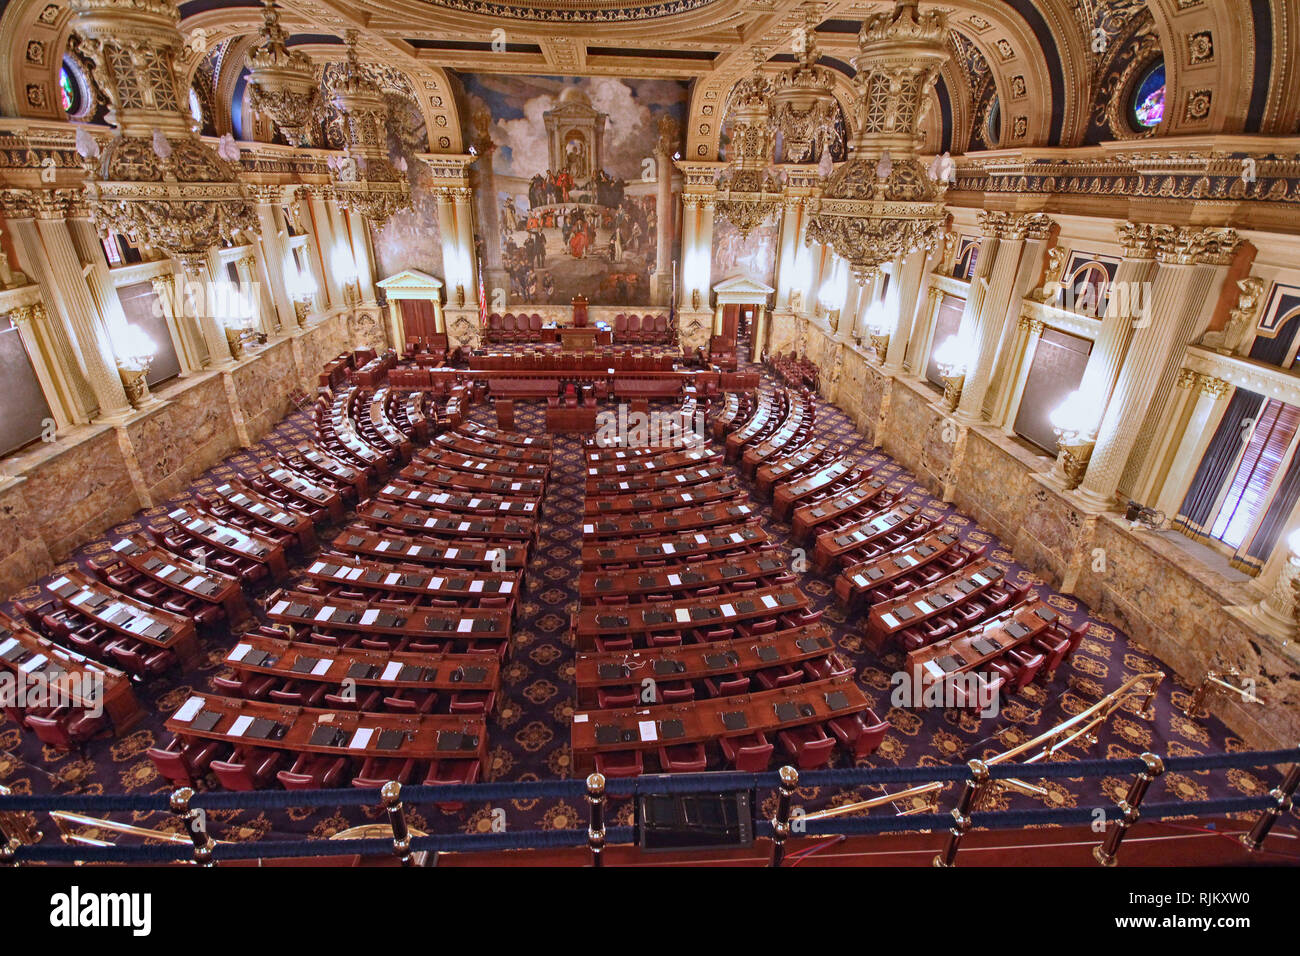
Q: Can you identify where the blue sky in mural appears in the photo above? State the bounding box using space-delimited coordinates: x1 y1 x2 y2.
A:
456 73 688 182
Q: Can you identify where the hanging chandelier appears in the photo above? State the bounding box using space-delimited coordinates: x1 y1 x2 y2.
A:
71 0 258 274
245 0 319 147
803 0 951 283
327 31 411 229
770 13 838 163
715 63 782 238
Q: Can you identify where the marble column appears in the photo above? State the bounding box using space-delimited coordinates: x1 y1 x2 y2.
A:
1075 227 1243 511
451 187 478 309
982 217 1054 422
956 213 1037 423
999 317 1045 439
9 302 72 431
31 208 133 419
951 223 1000 377
234 252 274 337
305 189 339 312
180 258 235 368
651 143 674 306
150 274 204 373
4 210 96 421
346 209 377 303
1152 372 1233 519
252 193 295 332
1070 224 1162 435
884 248 929 371
774 197 803 312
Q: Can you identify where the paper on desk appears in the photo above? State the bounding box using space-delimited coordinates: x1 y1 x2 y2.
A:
174 696 205 722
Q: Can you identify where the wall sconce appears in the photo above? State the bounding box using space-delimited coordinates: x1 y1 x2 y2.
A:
863 301 892 361
691 288 701 311
288 269 317 328
112 324 157 409
331 246 360 308
932 335 967 412
1049 389 1100 490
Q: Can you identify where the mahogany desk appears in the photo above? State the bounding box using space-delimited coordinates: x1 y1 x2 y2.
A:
331 528 528 571
374 482 540 519
581 521 769 571
578 549 787 601
772 459 862 522
226 633 498 696
573 623 835 707
572 583 809 649
587 463 733 497
866 559 1005 650
790 476 890 543
415 446 551 481
579 501 756 540
584 447 718 480
358 501 535 542
166 693 486 761
583 480 742 517
45 570 202 668
206 482 317 552
834 531 962 609
255 465 347 523
302 556 521 606
107 535 249 625
906 600 1056 700
290 446 369 499
0 611 142 733
165 505 290 581
812 502 923 573
457 420 551 449
755 438 834 497
433 430 553 466
265 590 510 643
399 463 545 498
570 675 868 773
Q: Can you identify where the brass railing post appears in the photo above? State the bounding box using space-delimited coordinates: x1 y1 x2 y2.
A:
1093 752 1164 867
1240 757 1300 852
586 772 607 868
170 788 215 866
933 759 989 868
770 765 799 867
381 781 414 866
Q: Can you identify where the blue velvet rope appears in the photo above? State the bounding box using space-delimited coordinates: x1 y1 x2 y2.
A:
2 747 1294 815
11 794 1273 865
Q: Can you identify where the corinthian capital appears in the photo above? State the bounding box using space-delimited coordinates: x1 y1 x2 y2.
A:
1117 222 1162 260
1153 226 1244 266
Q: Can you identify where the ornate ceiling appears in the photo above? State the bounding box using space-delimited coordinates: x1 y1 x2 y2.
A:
0 0 1297 161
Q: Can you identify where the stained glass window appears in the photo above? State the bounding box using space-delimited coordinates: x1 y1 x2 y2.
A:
1131 62 1166 130
59 63 79 115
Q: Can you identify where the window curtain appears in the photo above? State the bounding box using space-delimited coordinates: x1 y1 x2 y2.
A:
1236 449 1300 574
1172 387 1262 541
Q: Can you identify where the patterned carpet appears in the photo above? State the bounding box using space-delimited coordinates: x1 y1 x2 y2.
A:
0 346 1291 850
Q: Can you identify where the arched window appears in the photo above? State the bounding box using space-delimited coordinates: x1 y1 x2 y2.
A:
1130 61 1166 131
985 95 1001 146
59 56 91 120
189 87 204 127
1064 262 1110 316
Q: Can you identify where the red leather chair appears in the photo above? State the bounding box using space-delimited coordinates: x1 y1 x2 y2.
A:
595 749 643 779
658 742 708 772
777 723 836 770
211 747 284 791
828 709 890 758
277 752 349 789
721 732 774 772
423 758 482 809
351 756 415 789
